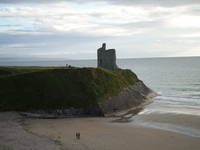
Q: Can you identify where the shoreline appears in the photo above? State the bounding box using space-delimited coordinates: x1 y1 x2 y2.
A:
1 111 200 150
114 112 200 137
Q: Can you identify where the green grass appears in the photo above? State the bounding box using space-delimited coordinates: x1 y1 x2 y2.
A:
0 66 139 111
0 66 72 78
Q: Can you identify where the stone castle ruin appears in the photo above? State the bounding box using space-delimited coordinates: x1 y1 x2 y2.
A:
97 43 118 70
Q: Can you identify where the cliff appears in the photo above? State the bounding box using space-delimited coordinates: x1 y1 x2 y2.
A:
0 66 156 116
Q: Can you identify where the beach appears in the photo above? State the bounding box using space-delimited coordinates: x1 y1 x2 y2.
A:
1 112 200 150
0 112 60 150
1 0 200 147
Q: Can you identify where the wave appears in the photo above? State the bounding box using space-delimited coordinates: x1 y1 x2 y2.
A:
159 94 200 99
133 120 200 137
155 94 200 102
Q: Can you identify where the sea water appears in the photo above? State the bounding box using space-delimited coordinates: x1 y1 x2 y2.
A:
1 57 200 116
121 57 200 116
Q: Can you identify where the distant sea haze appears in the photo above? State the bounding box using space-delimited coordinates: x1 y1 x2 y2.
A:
1 56 200 116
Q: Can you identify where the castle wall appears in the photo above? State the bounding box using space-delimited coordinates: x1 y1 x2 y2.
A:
97 43 118 70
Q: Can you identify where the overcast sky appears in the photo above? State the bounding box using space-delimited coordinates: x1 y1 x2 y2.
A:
0 0 200 59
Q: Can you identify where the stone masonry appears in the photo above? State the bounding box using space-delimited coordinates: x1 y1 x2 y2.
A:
97 43 118 70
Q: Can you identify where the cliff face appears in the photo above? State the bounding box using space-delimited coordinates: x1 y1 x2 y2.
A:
98 81 156 116
0 66 156 116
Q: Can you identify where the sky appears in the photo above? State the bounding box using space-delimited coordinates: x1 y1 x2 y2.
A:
0 0 200 59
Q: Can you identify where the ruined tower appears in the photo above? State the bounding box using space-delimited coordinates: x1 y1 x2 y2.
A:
97 43 118 70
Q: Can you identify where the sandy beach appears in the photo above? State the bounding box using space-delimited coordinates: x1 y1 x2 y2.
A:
0 112 61 150
1 112 200 150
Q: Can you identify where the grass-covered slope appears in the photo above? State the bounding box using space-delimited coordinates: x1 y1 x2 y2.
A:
0 66 139 111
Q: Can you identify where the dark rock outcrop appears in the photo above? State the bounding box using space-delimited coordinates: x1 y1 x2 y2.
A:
98 81 157 116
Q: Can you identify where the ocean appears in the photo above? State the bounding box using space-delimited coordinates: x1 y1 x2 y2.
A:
1 56 200 116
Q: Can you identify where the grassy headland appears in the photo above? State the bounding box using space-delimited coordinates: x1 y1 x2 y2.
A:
0 66 139 111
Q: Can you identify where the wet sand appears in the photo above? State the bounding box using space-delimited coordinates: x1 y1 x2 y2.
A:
1 112 200 150
25 113 200 150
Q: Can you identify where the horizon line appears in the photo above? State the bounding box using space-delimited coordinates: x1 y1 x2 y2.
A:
0 55 200 61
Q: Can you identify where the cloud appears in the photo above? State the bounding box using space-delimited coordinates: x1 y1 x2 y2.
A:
102 0 200 7
1 2 198 36
179 33 200 38
0 29 111 59
0 4 156 36
0 0 200 59
168 15 200 28
1 0 200 7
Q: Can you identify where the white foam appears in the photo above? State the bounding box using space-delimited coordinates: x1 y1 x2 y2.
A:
133 120 200 138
